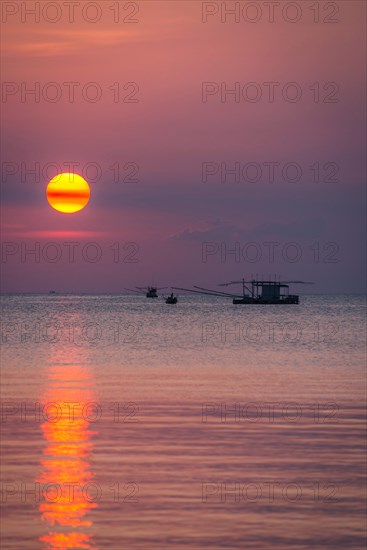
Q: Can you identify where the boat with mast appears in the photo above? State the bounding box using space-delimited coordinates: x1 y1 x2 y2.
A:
173 277 313 305
165 293 178 304
124 286 168 298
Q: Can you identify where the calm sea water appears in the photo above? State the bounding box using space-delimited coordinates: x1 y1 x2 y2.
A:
1 294 366 549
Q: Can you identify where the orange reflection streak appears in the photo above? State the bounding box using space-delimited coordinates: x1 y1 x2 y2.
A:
37 364 98 549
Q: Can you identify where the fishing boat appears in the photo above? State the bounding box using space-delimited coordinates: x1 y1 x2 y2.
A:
124 286 168 298
165 293 178 304
146 287 159 298
228 280 299 304
173 278 313 305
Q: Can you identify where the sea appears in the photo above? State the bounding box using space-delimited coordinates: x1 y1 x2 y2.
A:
0 293 366 549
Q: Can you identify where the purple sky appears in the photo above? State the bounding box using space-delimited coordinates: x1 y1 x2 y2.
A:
1 0 366 293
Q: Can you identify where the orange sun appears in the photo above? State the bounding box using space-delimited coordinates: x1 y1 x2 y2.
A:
46 173 90 214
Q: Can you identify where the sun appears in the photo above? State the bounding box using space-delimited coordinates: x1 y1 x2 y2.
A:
46 173 90 214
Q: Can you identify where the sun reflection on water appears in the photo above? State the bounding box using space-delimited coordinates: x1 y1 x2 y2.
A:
37 363 98 549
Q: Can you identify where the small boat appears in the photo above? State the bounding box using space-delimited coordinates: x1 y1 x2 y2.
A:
124 286 167 298
146 287 159 298
49 290 56 295
166 293 177 304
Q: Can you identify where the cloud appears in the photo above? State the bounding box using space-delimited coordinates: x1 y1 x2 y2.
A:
2 228 112 238
170 218 326 242
170 219 249 241
3 28 143 57
251 219 326 240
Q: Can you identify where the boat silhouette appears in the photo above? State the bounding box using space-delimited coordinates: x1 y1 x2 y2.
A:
173 278 314 305
165 293 178 304
125 286 168 298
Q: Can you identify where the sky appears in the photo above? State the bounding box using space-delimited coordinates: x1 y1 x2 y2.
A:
1 0 366 293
